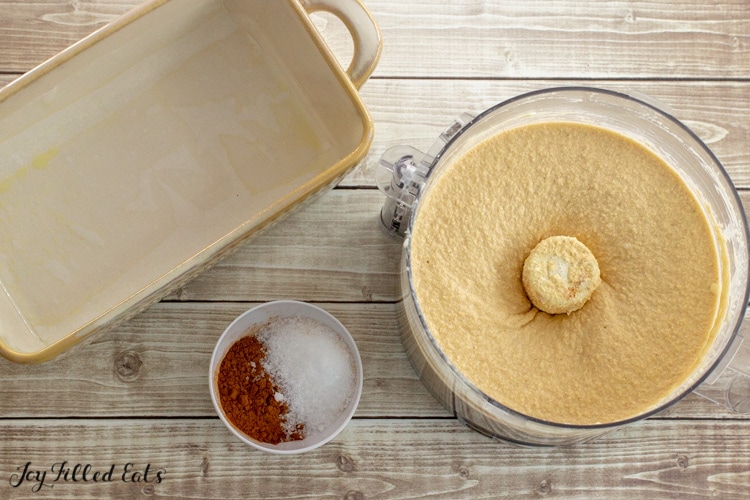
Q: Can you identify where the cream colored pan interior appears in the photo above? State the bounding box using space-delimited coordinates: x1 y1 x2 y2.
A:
0 0 381 362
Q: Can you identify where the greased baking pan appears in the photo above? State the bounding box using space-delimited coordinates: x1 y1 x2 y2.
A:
0 0 381 363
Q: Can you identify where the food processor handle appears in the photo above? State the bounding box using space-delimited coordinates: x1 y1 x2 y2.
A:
376 146 431 238
376 113 476 237
693 330 750 413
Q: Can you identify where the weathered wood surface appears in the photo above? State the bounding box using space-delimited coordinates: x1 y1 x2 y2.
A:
353 80 750 188
0 302 447 419
1 0 749 498
1 419 749 499
1 0 748 79
0 297 746 421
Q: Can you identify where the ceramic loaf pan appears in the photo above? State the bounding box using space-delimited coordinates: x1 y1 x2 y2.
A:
0 0 381 363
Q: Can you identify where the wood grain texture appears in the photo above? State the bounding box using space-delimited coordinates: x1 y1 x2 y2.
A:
165 190 403 303
365 0 750 79
0 74 16 87
0 419 748 499
348 79 750 188
0 0 135 72
1 0 749 79
0 302 445 418
0 298 744 420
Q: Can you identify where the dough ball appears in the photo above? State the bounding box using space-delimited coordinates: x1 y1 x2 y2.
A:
522 236 601 315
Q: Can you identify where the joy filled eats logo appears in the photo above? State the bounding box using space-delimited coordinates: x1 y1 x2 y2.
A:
9 461 165 493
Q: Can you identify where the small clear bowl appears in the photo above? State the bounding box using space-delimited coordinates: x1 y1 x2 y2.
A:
209 300 363 454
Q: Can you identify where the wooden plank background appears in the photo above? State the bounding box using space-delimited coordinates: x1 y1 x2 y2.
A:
1 0 749 498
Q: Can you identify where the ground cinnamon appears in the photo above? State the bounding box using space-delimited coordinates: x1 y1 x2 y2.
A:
217 335 304 444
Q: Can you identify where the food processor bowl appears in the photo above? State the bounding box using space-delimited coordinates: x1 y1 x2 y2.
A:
378 87 750 446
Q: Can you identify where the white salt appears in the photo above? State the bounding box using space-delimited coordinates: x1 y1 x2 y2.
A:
257 316 356 438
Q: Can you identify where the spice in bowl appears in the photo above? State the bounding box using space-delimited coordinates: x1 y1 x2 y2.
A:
217 334 303 444
210 301 363 453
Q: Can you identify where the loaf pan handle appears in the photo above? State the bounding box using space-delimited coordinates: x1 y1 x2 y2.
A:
301 0 382 88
